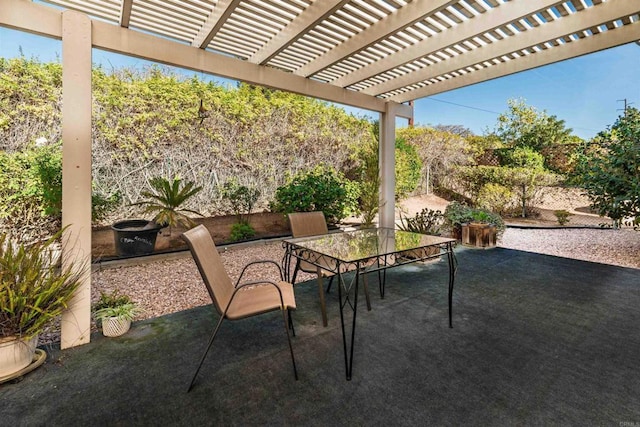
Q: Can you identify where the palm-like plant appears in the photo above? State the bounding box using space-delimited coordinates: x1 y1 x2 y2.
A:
133 176 203 231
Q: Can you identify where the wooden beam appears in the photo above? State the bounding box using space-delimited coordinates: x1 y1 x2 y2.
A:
90 18 399 113
390 20 640 103
0 0 62 39
119 0 133 28
249 0 350 65
192 0 242 49
371 0 640 97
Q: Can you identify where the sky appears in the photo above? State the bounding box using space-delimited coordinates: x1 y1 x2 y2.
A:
2 26 639 140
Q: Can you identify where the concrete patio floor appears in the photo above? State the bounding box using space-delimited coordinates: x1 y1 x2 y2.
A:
2 246 639 426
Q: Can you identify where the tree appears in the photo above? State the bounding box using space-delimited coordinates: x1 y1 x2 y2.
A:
573 107 640 228
495 98 574 150
493 98 582 175
396 126 471 194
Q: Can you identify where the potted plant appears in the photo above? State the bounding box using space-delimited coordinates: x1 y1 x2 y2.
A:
444 202 505 248
93 290 140 337
112 176 203 257
0 229 83 380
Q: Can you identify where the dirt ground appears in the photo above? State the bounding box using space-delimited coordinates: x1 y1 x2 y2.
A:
397 187 608 227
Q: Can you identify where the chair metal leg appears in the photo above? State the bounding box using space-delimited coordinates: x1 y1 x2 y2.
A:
187 313 226 392
282 308 299 380
288 308 295 336
362 273 372 311
325 275 335 293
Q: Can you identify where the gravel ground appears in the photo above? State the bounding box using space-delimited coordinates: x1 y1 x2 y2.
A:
40 227 639 345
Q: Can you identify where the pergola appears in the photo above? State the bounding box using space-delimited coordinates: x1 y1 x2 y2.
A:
1 0 639 348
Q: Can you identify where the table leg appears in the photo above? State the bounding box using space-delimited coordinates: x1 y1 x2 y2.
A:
316 266 328 327
337 264 359 380
447 242 456 328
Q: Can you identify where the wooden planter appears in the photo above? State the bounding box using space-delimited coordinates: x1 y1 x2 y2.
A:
461 222 496 248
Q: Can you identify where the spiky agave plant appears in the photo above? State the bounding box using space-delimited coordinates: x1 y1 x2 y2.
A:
133 176 203 232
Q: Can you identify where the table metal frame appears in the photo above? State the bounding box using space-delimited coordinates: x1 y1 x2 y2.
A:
282 228 457 380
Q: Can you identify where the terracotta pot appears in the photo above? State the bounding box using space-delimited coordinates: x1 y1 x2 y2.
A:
0 335 37 379
101 317 131 337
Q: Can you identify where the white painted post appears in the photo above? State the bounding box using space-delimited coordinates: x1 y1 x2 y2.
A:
60 11 92 349
379 102 397 229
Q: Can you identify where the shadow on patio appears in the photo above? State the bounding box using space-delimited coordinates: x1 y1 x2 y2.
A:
2 247 639 425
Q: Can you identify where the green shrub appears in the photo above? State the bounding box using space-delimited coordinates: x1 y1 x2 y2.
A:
477 183 515 215
498 146 545 169
554 209 571 226
92 192 121 222
395 138 422 200
270 164 359 224
398 208 444 235
220 179 260 225
354 133 379 227
0 143 122 237
229 222 256 241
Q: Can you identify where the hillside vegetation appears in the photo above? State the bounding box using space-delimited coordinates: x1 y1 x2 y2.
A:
0 57 374 235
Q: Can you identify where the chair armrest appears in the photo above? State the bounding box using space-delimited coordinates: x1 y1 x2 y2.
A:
235 260 284 287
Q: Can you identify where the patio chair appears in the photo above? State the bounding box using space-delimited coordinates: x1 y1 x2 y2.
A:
182 225 298 392
288 212 371 327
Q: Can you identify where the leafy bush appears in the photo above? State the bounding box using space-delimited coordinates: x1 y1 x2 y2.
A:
455 164 560 218
398 208 444 235
0 143 122 239
477 183 515 215
92 192 121 222
498 146 545 169
270 164 359 224
220 179 260 225
354 132 379 227
572 107 640 228
554 209 571 226
229 222 256 241
0 144 62 225
395 138 422 200
443 201 505 237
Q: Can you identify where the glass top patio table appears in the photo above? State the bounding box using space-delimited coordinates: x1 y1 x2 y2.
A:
284 227 455 267
283 227 457 381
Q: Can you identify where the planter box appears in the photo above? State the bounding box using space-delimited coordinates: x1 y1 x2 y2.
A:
111 219 163 257
461 222 496 248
